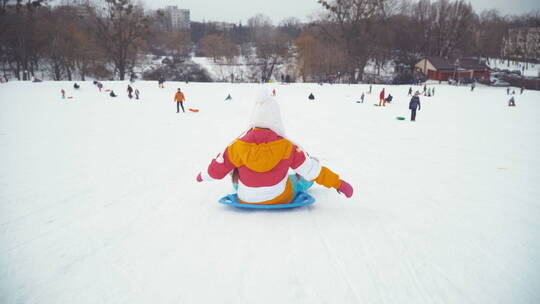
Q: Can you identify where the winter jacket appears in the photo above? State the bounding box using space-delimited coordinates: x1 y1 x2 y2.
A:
174 91 185 102
199 128 342 205
379 90 385 99
409 96 421 110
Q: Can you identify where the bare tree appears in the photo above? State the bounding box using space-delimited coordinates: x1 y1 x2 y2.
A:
278 17 303 39
163 31 192 59
295 32 347 82
318 0 388 82
92 0 149 80
201 34 239 63
0 0 49 80
254 31 291 81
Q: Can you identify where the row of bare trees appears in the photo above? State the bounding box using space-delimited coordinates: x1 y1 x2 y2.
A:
1 0 538 82
194 0 539 83
0 0 149 80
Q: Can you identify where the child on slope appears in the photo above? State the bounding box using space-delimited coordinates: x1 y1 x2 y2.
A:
196 89 353 205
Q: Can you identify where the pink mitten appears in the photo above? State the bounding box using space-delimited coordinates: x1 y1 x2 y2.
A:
337 180 353 198
196 173 203 182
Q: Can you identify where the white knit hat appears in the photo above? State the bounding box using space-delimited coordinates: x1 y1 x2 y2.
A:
248 87 286 136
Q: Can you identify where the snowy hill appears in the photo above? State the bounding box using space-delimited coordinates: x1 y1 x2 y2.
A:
1 81 539 303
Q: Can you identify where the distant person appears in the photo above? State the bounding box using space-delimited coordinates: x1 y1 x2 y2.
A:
408 87 412 96
109 90 117 97
158 76 165 88
272 89 276 96
97 82 103 92
93 80 98 85
73 83 80 89
506 87 510 95
357 92 365 103
423 84 427 94
520 86 524 94
61 89 65 99
368 84 372 94
135 88 140 100
225 94 232 101
471 83 475 92
409 91 421 122
308 93 315 100
174 88 185 113
130 72 136 83
379 88 386 106
432 87 435 96
184 75 189 84
127 84 133 99
385 94 393 104
31 77 42 82
512 90 515 95
508 96 516 107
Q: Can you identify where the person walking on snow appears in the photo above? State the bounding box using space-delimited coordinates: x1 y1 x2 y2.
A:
409 91 421 121
127 84 133 99
195 88 354 205
174 88 185 113
379 88 386 106
135 88 140 100
408 87 412 96
158 76 165 88
61 89 65 99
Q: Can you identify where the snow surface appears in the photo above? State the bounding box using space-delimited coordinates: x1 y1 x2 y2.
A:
1 81 539 304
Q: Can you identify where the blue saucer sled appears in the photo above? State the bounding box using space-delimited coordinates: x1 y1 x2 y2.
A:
218 192 315 209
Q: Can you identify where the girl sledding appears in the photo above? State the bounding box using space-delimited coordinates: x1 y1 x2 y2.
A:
196 88 353 208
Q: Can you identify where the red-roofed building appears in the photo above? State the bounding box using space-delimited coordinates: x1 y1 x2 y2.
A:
415 57 490 81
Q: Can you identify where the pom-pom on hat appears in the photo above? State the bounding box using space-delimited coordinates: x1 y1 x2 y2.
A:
248 87 286 136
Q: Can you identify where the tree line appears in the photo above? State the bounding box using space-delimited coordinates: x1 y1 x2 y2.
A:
1 0 538 82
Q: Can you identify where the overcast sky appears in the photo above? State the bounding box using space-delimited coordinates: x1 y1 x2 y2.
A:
142 0 539 24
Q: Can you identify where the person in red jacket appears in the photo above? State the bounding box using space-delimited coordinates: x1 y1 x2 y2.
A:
196 88 353 205
379 88 386 106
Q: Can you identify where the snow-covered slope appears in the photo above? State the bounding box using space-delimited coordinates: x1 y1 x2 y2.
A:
1 81 539 304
